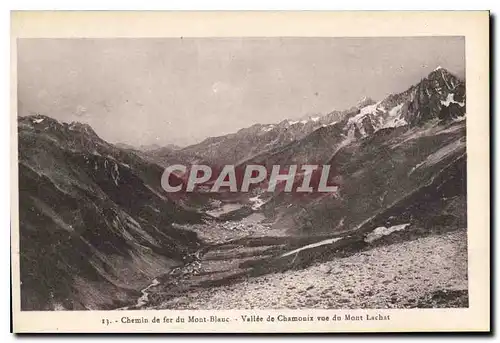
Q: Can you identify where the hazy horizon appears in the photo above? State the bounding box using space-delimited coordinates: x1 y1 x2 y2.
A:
17 37 465 147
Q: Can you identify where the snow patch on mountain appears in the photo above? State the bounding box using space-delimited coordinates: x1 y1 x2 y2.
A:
365 223 410 243
281 237 344 257
441 93 465 107
264 137 280 148
261 125 275 132
346 103 380 128
284 116 323 127
383 103 408 128
111 162 120 186
344 101 383 138
322 121 338 128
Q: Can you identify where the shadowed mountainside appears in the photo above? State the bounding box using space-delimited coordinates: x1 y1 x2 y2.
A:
18 115 205 310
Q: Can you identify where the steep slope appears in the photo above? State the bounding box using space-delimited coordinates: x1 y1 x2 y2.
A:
260 120 465 233
247 68 467 234
17 115 204 310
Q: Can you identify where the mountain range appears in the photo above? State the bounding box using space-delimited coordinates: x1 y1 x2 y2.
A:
17 67 466 310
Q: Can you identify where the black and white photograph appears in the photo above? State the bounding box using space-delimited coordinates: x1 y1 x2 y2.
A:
10 11 490 333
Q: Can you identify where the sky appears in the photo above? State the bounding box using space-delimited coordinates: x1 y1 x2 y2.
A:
17 37 465 147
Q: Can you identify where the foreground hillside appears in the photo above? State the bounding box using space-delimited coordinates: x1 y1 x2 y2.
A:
153 229 467 310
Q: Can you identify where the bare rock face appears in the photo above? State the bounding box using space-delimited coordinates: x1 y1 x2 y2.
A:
398 67 466 126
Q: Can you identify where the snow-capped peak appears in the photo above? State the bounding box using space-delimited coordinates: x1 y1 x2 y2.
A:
285 115 321 126
261 125 275 132
434 65 443 71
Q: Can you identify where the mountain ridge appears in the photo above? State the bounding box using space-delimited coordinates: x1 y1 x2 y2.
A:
18 114 206 310
143 67 464 167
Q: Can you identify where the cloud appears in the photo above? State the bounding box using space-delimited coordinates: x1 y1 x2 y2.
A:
75 105 88 117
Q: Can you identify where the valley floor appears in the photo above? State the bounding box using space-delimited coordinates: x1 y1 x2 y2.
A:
148 228 468 310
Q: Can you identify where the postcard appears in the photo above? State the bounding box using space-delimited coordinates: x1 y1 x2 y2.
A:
11 11 490 333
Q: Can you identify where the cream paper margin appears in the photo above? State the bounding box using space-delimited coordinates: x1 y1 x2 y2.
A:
10 11 490 333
